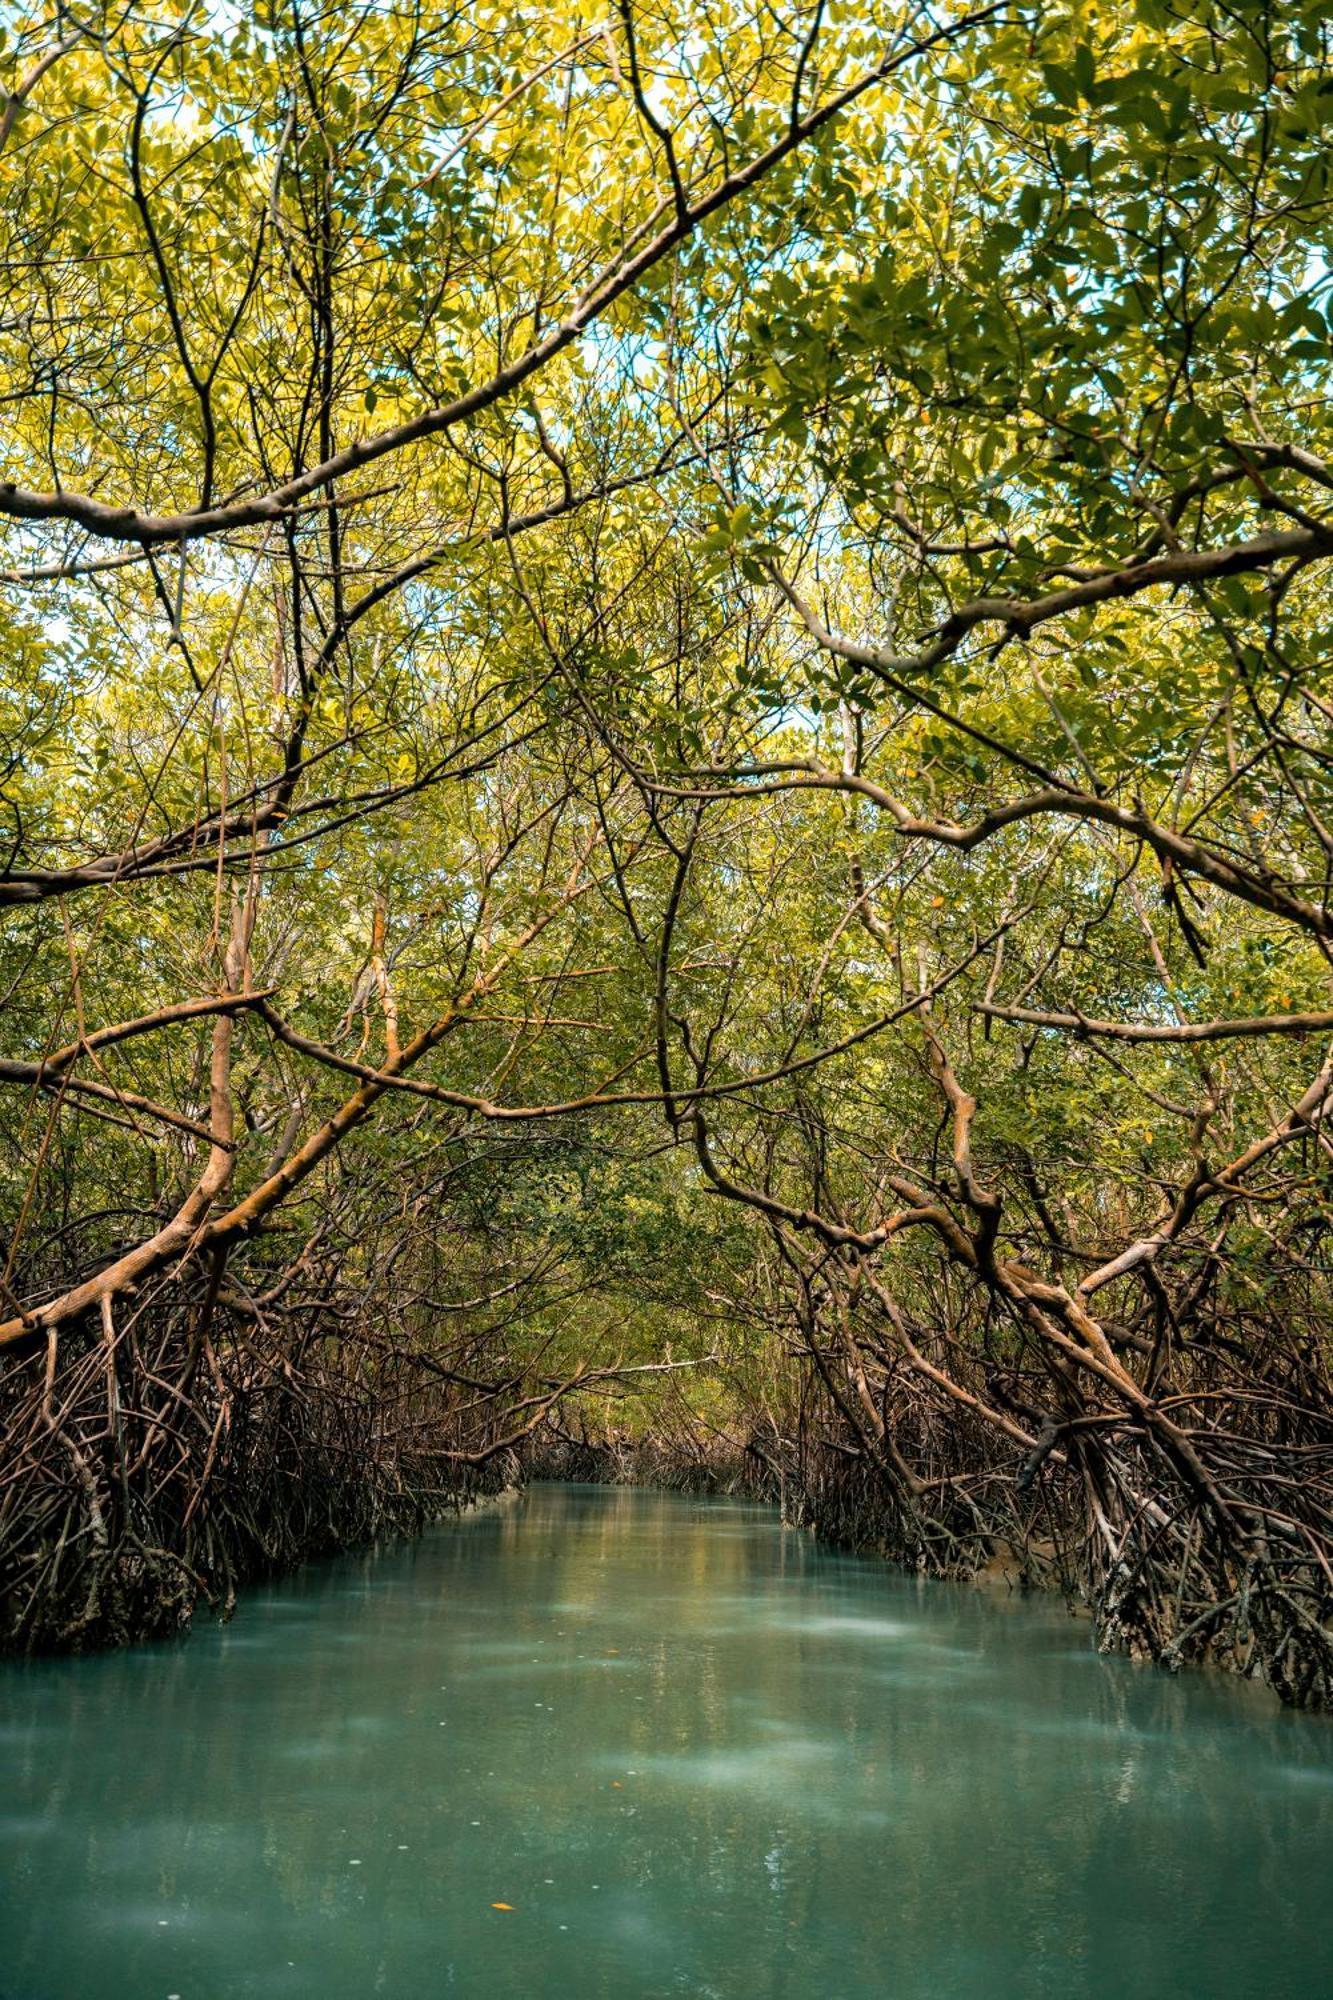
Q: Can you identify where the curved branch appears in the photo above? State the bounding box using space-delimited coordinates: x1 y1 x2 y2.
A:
0 10 1004 547
979 1002 1333 1043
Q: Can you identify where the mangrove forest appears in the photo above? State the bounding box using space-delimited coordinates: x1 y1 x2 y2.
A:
1 0 1333 1985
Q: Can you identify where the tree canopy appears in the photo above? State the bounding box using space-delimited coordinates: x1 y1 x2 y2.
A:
1 0 1331 1705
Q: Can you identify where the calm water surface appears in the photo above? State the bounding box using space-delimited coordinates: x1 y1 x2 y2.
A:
1 1483 1330 1999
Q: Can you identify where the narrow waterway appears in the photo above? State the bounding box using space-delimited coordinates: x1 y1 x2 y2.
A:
1 1484 1330 1999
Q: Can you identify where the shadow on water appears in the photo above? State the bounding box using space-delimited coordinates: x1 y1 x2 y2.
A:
1 1483 1330 1999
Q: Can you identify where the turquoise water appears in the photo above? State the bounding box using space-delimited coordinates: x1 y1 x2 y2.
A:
0 1482 1330 1999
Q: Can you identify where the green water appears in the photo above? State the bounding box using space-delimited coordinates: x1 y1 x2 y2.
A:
1 1485 1330 1999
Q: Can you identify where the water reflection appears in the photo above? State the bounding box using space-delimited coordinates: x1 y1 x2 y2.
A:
0 1483 1329 1999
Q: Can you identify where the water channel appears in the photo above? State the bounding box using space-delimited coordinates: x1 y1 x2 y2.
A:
1 1483 1330 1998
